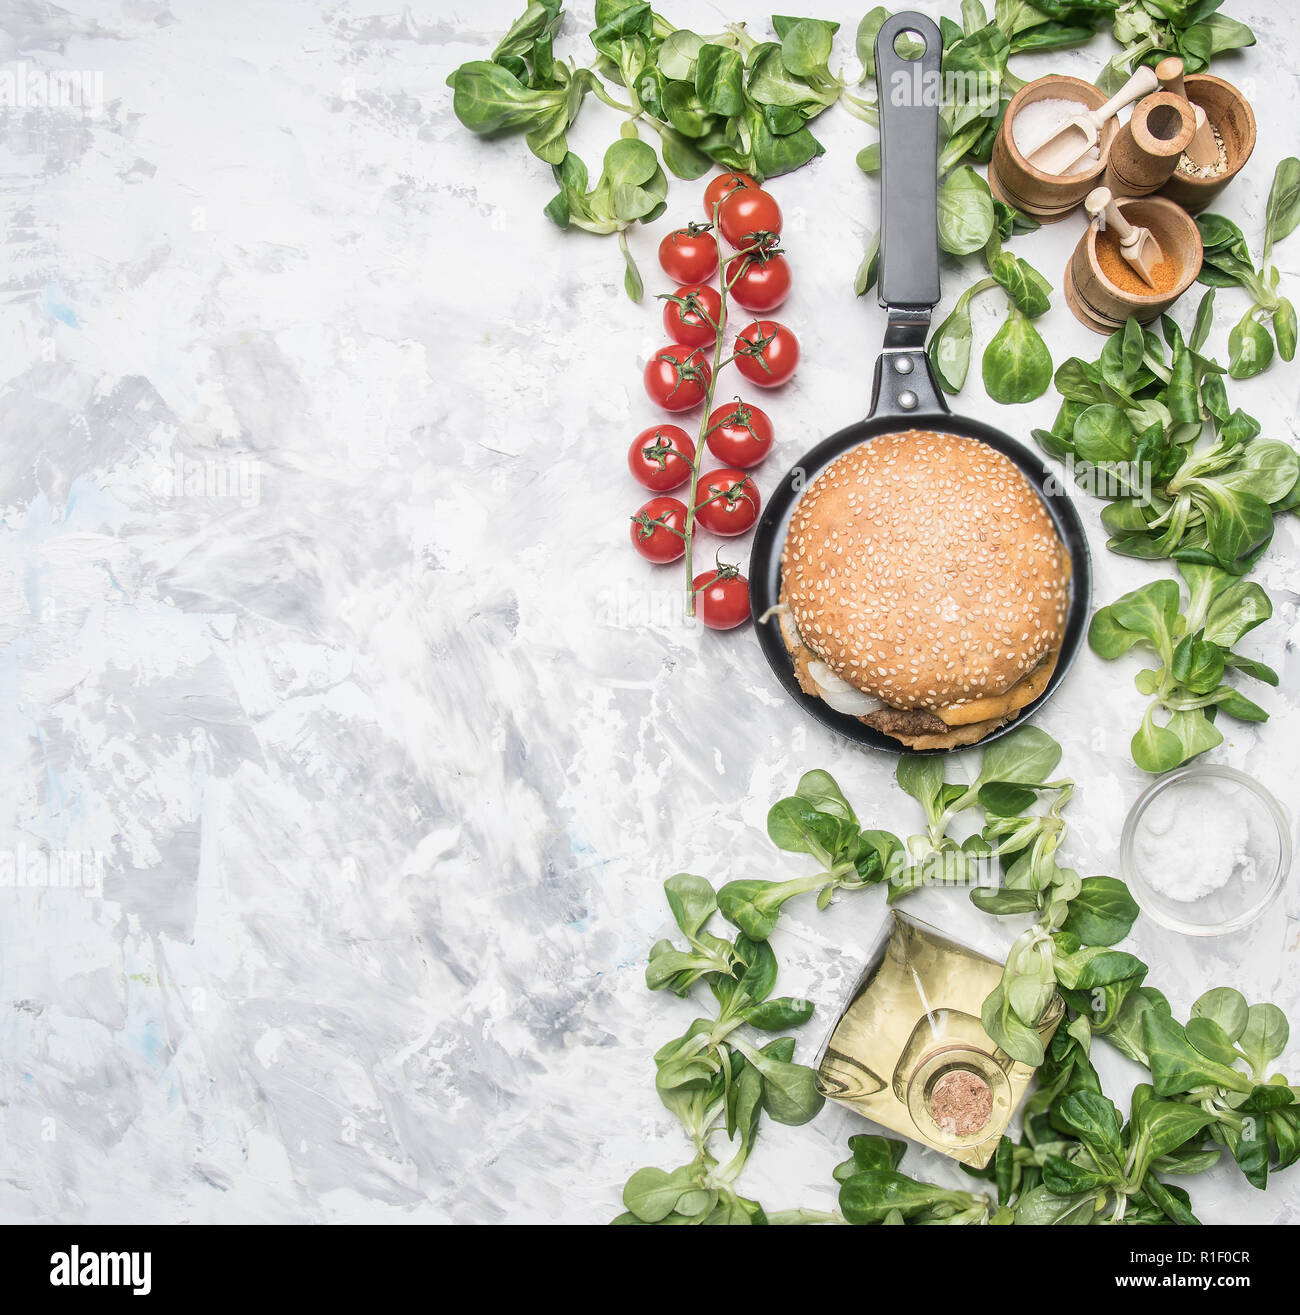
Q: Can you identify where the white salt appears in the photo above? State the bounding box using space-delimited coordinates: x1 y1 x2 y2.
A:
1010 97 1102 175
1135 782 1259 904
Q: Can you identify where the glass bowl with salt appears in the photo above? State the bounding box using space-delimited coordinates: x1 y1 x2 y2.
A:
1120 765 1291 936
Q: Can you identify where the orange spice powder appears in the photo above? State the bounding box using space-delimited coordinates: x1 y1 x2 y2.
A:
1095 226 1179 296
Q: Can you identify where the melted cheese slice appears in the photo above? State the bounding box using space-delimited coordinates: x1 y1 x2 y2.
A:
935 551 1071 727
936 652 1059 726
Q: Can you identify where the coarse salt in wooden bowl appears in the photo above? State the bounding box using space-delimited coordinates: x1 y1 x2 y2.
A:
990 76 1120 223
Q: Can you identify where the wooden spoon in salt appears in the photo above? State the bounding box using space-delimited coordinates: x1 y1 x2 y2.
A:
1020 66 1159 175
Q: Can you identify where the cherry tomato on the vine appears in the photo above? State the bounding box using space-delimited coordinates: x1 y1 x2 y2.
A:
627 424 696 492
658 224 718 284
694 468 761 537
734 320 799 388
705 398 774 469
630 497 688 563
718 187 783 251
693 565 751 630
644 343 712 411
725 250 791 313
661 283 724 349
703 171 758 220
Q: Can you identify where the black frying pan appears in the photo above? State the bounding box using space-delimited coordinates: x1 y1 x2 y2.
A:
748 10 1091 755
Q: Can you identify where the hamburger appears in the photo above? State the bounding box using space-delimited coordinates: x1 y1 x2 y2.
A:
776 429 1069 750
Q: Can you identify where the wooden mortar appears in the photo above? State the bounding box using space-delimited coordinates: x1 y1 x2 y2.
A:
1064 196 1203 333
990 76 1119 223
1102 92 1196 197
1158 73 1257 214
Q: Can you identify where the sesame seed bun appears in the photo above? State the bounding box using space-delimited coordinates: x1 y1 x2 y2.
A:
780 429 1068 746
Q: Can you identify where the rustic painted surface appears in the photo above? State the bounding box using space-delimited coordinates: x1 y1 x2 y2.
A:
0 1 1297 1223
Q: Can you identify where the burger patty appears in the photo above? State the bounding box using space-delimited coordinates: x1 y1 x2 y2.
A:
775 588 1057 750
862 707 949 736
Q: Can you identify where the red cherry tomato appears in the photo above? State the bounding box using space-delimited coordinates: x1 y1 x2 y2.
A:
644 343 712 411
718 187 783 250
694 468 760 537
703 171 759 220
693 566 751 630
630 497 688 563
658 224 718 284
662 283 724 349
705 398 774 469
627 424 696 492
725 250 791 313
734 320 799 388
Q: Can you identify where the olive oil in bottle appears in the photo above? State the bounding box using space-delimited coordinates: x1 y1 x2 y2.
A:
817 912 1061 1168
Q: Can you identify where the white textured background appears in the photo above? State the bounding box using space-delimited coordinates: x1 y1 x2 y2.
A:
0 0 1297 1224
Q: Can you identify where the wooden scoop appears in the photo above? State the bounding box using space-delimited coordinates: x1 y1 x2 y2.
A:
1155 56 1220 167
1085 187 1166 289
1020 64 1161 174
1021 66 1160 175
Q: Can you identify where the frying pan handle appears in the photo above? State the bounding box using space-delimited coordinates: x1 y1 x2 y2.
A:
874 12 942 310
868 331 948 416
870 12 948 418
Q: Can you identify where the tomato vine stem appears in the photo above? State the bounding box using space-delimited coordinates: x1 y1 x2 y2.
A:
682 198 733 619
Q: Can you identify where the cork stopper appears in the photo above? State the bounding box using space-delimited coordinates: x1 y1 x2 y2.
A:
930 1070 993 1137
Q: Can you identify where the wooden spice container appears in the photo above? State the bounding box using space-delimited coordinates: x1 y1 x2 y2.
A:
1064 196 1203 333
1158 74 1257 214
1102 92 1196 197
990 76 1119 223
